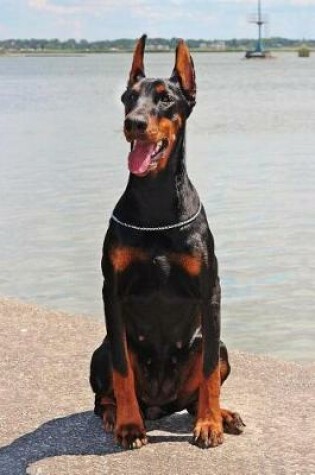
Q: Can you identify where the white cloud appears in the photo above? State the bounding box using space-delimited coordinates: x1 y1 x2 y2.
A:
218 0 315 4
27 0 145 16
26 0 217 28
22 0 315 40
28 0 85 15
27 0 315 17
289 0 315 4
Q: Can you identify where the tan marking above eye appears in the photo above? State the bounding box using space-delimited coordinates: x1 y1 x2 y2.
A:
155 83 166 94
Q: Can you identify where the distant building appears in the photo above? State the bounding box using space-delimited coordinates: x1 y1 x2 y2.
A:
211 41 226 51
147 44 170 51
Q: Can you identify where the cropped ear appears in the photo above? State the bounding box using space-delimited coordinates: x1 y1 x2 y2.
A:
128 34 147 87
170 40 196 109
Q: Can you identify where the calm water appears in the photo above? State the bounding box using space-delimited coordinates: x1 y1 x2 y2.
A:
0 53 314 362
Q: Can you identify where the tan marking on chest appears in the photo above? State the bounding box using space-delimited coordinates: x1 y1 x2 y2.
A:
170 253 202 276
110 246 147 272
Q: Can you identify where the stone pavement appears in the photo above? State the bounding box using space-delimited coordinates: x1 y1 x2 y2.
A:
0 298 314 475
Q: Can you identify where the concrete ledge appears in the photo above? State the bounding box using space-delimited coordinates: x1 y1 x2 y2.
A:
0 298 314 475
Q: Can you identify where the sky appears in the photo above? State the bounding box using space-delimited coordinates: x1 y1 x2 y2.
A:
0 0 314 40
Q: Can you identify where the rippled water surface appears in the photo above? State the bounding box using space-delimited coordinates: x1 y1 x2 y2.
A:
0 52 314 362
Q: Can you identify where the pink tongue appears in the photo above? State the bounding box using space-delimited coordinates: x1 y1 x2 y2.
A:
128 141 155 175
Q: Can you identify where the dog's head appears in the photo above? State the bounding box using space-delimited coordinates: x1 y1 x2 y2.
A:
121 34 196 177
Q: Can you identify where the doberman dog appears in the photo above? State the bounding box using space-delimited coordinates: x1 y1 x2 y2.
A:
90 35 245 450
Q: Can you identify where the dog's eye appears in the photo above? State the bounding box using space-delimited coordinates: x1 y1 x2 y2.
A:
129 91 139 104
160 93 172 105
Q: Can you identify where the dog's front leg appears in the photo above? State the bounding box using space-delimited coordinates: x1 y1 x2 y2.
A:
193 278 223 448
103 283 147 449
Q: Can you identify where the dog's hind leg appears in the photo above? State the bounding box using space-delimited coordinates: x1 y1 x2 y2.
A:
219 341 231 384
221 408 245 435
90 336 116 432
218 342 245 434
185 342 245 435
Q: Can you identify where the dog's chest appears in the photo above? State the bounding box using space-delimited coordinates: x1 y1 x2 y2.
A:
116 249 202 300
151 253 171 281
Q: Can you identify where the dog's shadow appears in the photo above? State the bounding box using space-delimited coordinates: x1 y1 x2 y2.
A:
0 411 193 473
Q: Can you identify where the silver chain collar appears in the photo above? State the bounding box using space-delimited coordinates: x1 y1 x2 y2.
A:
111 201 202 232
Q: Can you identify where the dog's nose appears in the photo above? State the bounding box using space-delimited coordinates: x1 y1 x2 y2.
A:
124 117 148 133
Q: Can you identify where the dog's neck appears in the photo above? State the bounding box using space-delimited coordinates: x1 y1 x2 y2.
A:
114 125 200 228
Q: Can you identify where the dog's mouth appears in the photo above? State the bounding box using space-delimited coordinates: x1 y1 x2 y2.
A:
128 139 168 177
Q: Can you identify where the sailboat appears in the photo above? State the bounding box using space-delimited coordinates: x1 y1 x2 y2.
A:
245 0 271 58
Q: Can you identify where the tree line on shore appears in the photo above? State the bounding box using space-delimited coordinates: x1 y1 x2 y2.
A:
0 37 314 53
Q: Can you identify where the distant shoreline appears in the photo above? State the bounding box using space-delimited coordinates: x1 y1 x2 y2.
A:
1 36 314 57
1 48 313 58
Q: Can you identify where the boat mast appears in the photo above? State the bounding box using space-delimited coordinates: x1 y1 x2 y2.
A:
257 0 263 52
245 0 270 58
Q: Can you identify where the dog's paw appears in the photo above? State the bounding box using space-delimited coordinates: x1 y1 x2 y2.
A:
102 404 116 433
192 419 224 449
221 409 245 435
115 423 148 450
